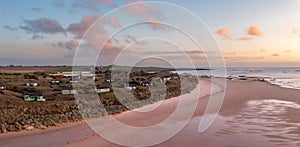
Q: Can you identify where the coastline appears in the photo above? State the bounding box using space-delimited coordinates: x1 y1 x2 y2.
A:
226 75 300 90
1 77 300 146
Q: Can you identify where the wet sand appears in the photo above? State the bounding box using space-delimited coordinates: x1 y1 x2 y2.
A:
1 78 300 147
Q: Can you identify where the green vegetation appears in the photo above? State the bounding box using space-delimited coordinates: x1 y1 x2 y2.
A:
0 72 21 76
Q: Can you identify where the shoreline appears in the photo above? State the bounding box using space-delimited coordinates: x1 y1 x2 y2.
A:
1 77 300 146
224 75 300 90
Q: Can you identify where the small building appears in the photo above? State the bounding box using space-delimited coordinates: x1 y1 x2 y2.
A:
69 76 79 83
51 79 60 84
69 79 78 83
154 77 164 83
24 92 45 102
154 76 176 83
105 78 115 83
139 81 152 86
0 84 6 90
124 83 137 90
26 82 38 87
81 73 96 80
61 87 78 95
62 72 80 78
95 87 110 93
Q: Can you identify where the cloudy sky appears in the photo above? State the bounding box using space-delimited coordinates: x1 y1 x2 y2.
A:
0 0 300 67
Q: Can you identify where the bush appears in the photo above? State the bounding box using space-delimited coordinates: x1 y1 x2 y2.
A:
24 73 39 80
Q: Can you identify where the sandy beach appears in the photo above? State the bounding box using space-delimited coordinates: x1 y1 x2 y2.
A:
1 78 300 147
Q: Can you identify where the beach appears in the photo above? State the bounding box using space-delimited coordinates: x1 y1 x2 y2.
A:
1 0 299 146
1 78 300 147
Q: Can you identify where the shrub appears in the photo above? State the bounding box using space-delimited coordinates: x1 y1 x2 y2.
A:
24 73 39 80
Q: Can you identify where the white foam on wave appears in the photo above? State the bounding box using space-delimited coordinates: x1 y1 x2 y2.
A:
175 67 300 90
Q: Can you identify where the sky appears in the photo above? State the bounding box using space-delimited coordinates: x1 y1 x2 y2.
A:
0 0 300 67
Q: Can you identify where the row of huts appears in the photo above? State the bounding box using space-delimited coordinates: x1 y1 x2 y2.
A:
49 71 96 83
22 86 112 102
61 86 111 94
0 83 45 102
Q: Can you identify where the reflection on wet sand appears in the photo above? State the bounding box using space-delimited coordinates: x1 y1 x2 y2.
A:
215 99 300 146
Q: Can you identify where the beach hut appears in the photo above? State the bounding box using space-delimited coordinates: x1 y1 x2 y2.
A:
139 81 152 86
69 79 78 83
95 87 110 93
81 73 96 80
61 87 78 95
124 83 137 90
51 79 60 84
25 81 38 87
105 78 115 83
154 77 163 83
62 72 80 78
24 92 45 102
0 84 6 90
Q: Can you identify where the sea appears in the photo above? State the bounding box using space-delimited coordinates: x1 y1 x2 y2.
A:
175 67 300 90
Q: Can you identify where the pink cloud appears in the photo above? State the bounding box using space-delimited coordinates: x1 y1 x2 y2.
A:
67 14 122 38
216 28 231 40
66 14 102 38
248 25 262 36
103 40 113 49
104 16 122 28
66 14 122 51
68 40 79 48
145 16 167 30
126 1 160 16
